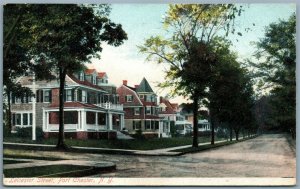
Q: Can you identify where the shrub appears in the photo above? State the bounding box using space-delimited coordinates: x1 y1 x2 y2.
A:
131 129 145 140
15 127 44 140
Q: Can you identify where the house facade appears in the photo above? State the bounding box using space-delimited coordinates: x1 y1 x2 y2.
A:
117 78 167 138
11 69 124 139
157 97 176 138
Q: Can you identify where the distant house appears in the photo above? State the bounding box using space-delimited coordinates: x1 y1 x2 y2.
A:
10 68 124 139
117 78 168 138
198 119 211 132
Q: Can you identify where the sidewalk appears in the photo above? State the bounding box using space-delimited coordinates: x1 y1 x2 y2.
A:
3 137 242 156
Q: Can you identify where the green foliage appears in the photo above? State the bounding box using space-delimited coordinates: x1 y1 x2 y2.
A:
208 38 256 137
139 4 243 147
248 14 295 136
131 129 145 140
14 127 44 140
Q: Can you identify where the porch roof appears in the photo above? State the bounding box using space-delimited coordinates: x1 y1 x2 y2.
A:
48 102 100 109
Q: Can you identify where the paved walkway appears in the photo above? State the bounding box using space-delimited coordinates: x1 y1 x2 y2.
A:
3 137 241 156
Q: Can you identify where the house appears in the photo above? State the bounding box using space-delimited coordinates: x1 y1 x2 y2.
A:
157 97 176 138
198 119 211 132
175 112 193 135
10 68 125 139
117 78 167 138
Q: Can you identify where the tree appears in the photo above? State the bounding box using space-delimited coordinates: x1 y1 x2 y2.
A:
248 14 296 138
3 5 54 132
207 38 256 142
9 4 127 149
139 4 243 147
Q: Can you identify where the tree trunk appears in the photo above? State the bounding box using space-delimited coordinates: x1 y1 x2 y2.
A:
210 116 214 145
192 96 199 147
230 127 233 141
235 129 239 141
6 89 12 132
56 68 69 150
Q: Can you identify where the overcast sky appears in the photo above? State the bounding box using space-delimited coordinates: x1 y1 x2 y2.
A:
88 4 296 104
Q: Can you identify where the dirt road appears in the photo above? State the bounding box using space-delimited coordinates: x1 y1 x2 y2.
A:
91 134 296 177
5 134 296 178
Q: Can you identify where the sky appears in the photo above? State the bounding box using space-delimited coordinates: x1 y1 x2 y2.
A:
88 4 296 104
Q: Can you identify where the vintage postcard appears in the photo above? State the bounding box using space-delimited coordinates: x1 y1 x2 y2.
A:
2 3 296 186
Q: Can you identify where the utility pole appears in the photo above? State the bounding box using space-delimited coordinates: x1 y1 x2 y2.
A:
32 73 36 141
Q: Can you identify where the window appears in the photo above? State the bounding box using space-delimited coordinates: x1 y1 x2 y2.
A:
116 95 119 104
79 72 84 81
145 120 151 130
134 107 140 115
23 113 28 125
92 75 96 85
64 111 78 124
15 97 22 104
15 114 21 125
145 95 151 102
154 121 159 130
29 113 33 125
28 95 33 103
82 90 87 103
44 90 51 102
133 120 141 130
98 112 106 125
139 94 144 99
86 111 96 124
126 95 133 102
145 107 151 115
66 90 72 102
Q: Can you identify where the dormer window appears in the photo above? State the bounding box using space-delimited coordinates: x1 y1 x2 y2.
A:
79 72 84 81
125 95 133 102
92 75 96 85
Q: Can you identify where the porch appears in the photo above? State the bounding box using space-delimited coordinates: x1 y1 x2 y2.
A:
42 109 125 135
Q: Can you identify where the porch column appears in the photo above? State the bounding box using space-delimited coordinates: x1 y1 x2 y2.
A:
44 111 49 132
42 109 45 131
108 112 113 130
158 121 162 138
95 112 98 131
77 110 81 130
120 114 125 130
81 110 86 131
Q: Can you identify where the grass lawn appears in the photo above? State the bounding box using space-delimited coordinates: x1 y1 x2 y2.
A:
4 136 227 150
3 159 30 164
172 137 255 154
4 165 91 178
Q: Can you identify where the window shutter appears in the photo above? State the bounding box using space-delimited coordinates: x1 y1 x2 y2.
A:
72 89 75 101
12 114 15 125
40 90 44 102
78 89 82 102
12 93 15 104
125 95 127 102
63 90 66 102
36 90 40 102
49 90 52 103
87 92 90 103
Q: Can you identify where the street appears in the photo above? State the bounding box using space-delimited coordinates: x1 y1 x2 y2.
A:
7 134 295 178
95 134 296 177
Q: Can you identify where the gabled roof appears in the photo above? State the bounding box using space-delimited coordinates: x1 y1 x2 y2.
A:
136 77 154 93
68 75 106 92
85 69 96 75
98 72 107 78
159 97 176 114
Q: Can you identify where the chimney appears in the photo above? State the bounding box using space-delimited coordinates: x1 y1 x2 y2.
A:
134 85 139 88
123 80 127 85
160 96 163 103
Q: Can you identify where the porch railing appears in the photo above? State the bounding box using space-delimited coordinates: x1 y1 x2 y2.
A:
96 102 123 111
